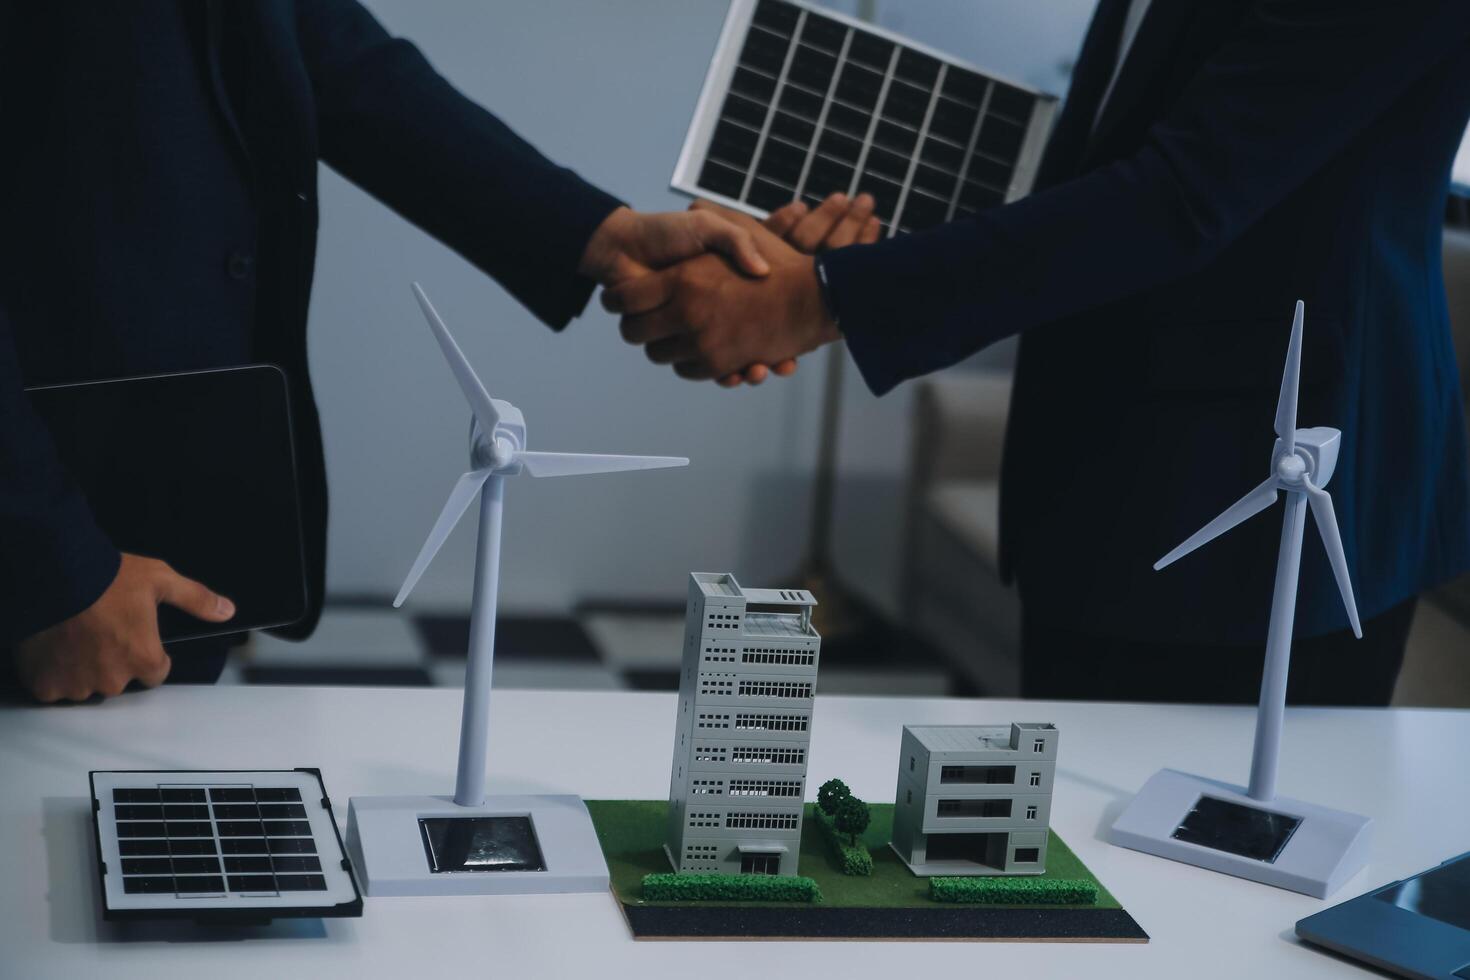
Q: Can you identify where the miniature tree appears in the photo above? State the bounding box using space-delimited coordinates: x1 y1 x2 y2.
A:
833 795 871 845
817 778 851 816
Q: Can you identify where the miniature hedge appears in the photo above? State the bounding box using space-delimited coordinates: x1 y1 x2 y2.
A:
929 876 1098 906
641 873 823 904
813 806 873 876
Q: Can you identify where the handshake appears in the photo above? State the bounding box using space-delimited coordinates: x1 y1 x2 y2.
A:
577 193 882 386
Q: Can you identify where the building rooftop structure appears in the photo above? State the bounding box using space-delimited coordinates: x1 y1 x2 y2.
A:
906 723 1057 754
689 573 817 637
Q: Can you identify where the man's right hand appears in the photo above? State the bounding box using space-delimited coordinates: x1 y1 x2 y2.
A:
706 192 882 387
764 191 882 253
14 554 235 703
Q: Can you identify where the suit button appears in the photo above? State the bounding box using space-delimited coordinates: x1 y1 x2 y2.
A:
227 250 254 281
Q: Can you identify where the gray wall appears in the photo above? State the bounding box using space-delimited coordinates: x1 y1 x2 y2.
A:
306 0 1093 615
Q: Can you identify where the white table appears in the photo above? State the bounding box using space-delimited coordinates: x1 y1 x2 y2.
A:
2 686 1464 979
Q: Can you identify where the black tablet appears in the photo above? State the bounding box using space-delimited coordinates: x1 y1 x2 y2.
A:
26 365 308 642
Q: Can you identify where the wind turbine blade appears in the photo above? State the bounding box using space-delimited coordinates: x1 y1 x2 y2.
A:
1154 476 1279 571
1303 478 1363 638
1274 300 1304 448
516 451 689 478
411 282 500 435
394 468 493 608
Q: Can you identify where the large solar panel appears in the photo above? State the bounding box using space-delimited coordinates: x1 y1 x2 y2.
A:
90 769 362 922
672 0 1058 234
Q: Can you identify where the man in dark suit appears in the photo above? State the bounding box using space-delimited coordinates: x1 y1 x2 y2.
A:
0 1 775 702
609 0 1470 704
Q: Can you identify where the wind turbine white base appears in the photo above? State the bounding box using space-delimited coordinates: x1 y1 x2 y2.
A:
344 794 609 897
1109 768 1371 899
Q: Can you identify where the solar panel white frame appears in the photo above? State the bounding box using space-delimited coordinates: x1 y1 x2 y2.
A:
91 769 361 919
672 0 1059 232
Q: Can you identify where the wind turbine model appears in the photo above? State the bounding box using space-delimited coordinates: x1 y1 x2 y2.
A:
1109 301 1371 899
345 283 688 897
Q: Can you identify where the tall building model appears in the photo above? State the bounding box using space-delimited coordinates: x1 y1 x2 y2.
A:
665 573 819 876
891 723 1058 876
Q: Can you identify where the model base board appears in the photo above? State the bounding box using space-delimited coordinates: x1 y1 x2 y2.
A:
345 794 609 896
589 800 1147 942
1109 768 1371 899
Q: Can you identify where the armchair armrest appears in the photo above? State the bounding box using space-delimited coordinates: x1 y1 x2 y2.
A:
911 370 1014 488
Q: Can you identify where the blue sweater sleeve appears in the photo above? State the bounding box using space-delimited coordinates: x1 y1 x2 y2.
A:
294 0 624 330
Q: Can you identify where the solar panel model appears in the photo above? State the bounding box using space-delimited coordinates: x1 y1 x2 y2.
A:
89 769 363 922
672 0 1059 235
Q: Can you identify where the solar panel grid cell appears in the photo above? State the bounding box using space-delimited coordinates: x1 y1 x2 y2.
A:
224 856 274 873
846 30 893 70
119 837 216 856
752 0 797 32
800 12 845 52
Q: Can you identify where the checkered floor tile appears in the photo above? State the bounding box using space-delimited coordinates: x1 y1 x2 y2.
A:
223 600 958 696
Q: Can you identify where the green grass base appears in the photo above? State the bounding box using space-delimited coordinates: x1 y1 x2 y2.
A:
586 800 1120 910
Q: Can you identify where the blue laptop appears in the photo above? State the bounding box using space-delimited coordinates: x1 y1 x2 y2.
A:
1297 851 1470 979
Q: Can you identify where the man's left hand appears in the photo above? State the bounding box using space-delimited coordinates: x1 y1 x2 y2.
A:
707 193 879 385
578 206 770 285
602 213 840 381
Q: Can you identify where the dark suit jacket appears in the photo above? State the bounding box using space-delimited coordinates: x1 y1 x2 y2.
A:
824 0 1470 643
0 1 621 646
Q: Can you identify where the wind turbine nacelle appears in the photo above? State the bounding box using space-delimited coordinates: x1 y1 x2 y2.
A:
470 401 525 472
1273 426 1341 488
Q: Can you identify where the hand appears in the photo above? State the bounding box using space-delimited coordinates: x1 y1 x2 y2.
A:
766 191 883 252
577 205 770 286
706 193 880 386
13 553 235 703
603 215 840 381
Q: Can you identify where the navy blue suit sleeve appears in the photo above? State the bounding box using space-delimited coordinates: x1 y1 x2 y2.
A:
0 305 121 645
824 0 1470 394
294 0 624 329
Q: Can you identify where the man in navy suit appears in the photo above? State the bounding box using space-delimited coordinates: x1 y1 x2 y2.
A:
0 1 775 702
611 0 1470 704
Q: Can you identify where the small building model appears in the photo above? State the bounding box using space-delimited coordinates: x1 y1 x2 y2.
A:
891 723 1058 876
664 573 819 876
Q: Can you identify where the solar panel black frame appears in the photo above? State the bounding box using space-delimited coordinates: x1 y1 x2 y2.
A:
89 768 364 923
672 0 1059 234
